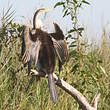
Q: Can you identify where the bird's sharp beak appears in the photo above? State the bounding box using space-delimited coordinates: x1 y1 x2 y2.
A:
44 8 49 12
53 22 57 25
41 8 53 13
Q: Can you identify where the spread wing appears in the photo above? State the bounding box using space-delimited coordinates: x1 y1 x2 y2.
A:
50 23 69 73
51 37 68 63
21 26 41 75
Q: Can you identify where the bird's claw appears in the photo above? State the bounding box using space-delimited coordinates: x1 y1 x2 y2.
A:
30 69 39 76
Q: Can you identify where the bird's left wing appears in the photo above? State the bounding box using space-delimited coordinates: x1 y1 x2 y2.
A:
51 37 69 73
51 37 68 63
50 23 69 73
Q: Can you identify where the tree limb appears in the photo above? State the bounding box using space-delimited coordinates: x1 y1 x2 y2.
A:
31 69 100 110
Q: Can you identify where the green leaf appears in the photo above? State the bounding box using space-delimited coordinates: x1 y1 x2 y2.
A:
68 29 75 33
69 45 77 47
73 0 77 4
98 59 102 63
63 9 68 17
71 40 77 44
78 27 84 31
78 3 82 7
4 5 13 17
70 63 79 72
99 65 108 77
82 0 90 5
66 34 72 39
68 28 77 33
66 0 69 4
54 2 65 8
81 43 85 45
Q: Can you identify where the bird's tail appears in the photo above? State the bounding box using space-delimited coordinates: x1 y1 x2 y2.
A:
48 73 58 103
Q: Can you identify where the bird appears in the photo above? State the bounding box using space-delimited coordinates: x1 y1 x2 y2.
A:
21 8 68 103
21 8 49 75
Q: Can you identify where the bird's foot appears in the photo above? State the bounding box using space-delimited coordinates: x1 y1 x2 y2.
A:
31 69 39 75
30 69 41 81
30 69 47 78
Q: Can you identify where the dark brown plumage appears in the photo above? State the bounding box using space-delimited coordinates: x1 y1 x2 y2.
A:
21 8 68 103
49 23 69 73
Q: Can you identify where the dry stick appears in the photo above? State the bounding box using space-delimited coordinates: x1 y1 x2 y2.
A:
31 69 101 110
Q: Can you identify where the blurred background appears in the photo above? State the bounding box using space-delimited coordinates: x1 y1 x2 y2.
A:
0 0 110 110
0 0 110 42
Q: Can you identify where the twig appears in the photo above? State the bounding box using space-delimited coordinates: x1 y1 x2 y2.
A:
31 69 100 110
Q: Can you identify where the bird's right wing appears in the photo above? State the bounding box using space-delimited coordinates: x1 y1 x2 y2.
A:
21 26 30 64
21 26 41 74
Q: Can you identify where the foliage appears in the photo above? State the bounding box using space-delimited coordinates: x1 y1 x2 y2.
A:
0 2 110 110
54 0 90 75
54 0 90 46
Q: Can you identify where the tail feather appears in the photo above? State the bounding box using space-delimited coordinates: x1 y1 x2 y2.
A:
58 60 62 73
48 73 58 103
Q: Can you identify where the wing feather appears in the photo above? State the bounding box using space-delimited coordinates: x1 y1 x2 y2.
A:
21 26 41 74
51 37 68 73
51 37 68 63
50 23 69 73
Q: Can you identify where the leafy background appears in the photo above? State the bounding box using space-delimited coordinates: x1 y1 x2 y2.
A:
0 0 110 110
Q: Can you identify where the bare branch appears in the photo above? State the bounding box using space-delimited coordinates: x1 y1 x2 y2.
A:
31 69 100 110
92 93 101 110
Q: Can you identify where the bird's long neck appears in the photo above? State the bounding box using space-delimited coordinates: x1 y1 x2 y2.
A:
33 9 40 29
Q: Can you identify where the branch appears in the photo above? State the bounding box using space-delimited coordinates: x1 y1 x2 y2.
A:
31 69 100 110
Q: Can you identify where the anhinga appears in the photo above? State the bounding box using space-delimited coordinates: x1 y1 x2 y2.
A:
21 8 68 103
